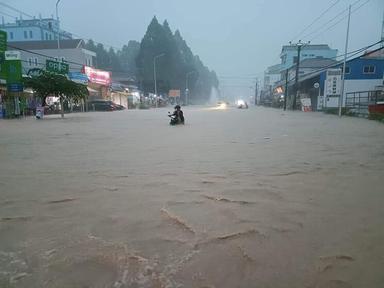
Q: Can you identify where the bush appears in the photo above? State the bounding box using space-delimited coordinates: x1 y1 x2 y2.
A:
368 113 384 122
323 107 347 115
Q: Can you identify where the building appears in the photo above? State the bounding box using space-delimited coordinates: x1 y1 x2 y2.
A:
287 57 338 81
290 48 384 112
264 64 281 90
8 39 95 75
280 44 338 72
0 17 72 42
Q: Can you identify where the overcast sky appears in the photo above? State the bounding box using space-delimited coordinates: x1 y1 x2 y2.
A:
1 0 383 98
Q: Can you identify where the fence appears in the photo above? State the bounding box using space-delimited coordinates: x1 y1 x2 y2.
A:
345 90 384 116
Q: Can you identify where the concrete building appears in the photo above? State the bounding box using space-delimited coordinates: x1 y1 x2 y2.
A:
280 44 338 72
0 17 72 42
291 48 384 112
8 39 95 74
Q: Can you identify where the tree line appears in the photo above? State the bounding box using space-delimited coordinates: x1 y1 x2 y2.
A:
85 16 219 103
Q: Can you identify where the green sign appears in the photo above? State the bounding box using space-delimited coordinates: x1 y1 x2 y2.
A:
0 62 6 80
0 30 6 52
6 60 22 83
46 59 69 75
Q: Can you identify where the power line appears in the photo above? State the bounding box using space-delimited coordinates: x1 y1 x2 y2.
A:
301 0 364 41
308 0 371 42
0 2 125 51
0 10 17 20
0 1 34 18
281 40 383 87
290 0 341 42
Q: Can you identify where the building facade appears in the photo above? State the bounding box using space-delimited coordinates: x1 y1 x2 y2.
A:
8 39 95 75
280 44 338 72
0 17 72 42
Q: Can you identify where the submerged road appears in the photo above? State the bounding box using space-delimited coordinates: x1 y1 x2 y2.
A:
1 106 383 287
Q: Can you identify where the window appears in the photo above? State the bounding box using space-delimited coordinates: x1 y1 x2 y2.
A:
9 32 14 39
24 31 28 39
45 32 48 40
363 65 375 74
341 66 350 74
29 31 33 38
28 58 33 66
34 58 38 66
49 34 52 40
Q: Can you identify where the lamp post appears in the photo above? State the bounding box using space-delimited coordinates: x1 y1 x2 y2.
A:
56 0 61 50
185 71 195 105
153 53 165 108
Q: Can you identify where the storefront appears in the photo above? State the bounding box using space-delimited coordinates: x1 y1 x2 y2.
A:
82 66 111 101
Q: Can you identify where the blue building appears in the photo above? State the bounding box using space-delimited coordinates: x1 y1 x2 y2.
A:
0 17 72 42
293 49 384 111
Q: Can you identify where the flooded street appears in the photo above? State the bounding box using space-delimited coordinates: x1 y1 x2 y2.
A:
1 106 384 287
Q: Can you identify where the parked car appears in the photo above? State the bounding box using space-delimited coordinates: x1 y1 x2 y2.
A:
87 100 125 112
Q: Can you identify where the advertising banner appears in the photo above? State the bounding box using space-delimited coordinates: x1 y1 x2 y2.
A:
82 66 111 86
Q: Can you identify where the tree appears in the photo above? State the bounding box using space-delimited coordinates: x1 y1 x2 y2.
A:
24 68 88 118
136 17 219 103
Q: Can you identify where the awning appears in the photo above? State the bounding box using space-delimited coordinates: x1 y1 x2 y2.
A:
87 87 99 93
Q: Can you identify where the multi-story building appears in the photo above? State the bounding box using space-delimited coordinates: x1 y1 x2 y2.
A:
8 39 94 74
0 17 72 42
280 44 338 72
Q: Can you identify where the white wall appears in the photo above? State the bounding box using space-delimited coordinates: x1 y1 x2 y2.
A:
324 79 383 108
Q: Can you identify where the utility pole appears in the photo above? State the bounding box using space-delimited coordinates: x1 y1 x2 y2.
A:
153 53 165 108
381 6 384 48
339 5 351 117
291 40 304 110
254 78 258 105
284 69 289 111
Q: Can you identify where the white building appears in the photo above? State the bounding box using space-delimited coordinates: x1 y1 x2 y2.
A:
280 44 338 72
8 39 95 75
0 17 72 42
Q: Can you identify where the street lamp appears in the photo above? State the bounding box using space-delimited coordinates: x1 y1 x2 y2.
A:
56 0 61 50
153 53 165 108
185 71 195 105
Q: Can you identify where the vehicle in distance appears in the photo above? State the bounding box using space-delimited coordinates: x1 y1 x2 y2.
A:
236 99 248 109
87 100 125 111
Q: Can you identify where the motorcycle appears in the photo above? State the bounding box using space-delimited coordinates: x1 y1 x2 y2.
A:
168 112 184 126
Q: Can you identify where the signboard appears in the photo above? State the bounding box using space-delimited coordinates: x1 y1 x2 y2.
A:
46 59 69 75
82 66 111 86
6 60 22 83
0 30 7 52
169 89 181 97
68 72 88 84
325 69 342 96
300 98 312 112
5 51 21 60
7 83 23 92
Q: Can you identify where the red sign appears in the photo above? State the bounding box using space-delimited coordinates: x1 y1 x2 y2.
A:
82 66 111 86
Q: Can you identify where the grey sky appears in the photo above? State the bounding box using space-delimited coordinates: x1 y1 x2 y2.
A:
2 0 383 98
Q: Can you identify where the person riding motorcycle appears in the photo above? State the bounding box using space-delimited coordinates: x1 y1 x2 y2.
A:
169 105 184 125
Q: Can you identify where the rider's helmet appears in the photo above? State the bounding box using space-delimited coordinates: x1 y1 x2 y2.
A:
174 105 181 110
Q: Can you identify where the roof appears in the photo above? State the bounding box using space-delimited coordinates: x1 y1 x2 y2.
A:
266 63 281 74
298 58 338 68
281 44 333 53
8 39 85 50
